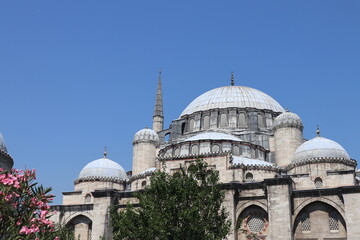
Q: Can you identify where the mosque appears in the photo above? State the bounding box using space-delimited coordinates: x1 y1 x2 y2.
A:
2 73 360 240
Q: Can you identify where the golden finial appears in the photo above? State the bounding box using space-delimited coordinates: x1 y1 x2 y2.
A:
104 146 107 158
316 125 320 137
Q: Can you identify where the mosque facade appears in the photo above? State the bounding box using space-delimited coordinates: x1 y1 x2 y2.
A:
2 74 360 240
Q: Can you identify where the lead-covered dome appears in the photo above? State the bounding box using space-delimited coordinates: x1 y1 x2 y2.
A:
133 128 159 144
293 136 350 162
0 132 7 153
78 157 128 180
180 86 284 117
273 111 303 131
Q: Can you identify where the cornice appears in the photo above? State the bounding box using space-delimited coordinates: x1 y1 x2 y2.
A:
283 157 357 171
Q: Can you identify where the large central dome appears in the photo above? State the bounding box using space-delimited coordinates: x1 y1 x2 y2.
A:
180 86 284 117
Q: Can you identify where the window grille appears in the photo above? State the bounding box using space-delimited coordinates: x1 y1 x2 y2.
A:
220 114 228 128
212 145 220 152
247 215 265 233
232 146 240 156
314 177 323 188
239 113 247 128
300 212 311 232
203 116 210 130
245 172 254 182
329 211 339 231
191 145 199 155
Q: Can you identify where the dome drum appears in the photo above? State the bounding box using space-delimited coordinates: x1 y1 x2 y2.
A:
158 132 268 162
169 109 280 138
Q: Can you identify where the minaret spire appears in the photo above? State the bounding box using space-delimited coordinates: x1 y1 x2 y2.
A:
153 71 164 132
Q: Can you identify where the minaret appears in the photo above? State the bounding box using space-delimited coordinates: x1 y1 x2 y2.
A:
152 71 164 132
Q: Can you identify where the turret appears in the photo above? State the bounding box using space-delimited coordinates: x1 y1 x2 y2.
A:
132 128 159 175
273 111 303 167
152 71 164 132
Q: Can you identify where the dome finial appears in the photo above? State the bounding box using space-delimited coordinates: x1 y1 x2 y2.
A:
103 146 107 158
316 125 321 137
230 72 235 86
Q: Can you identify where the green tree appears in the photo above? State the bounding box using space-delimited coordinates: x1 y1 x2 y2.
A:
111 159 231 240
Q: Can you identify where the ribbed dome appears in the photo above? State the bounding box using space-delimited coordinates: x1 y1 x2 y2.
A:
133 128 159 143
78 157 128 180
293 136 350 162
180 86 284 117
0 132 7 153
273 111 303 131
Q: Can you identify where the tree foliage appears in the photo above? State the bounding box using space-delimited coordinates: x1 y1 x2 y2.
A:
111 159 231 240
0 168 74 240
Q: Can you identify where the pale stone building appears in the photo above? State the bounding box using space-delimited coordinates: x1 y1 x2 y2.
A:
0 132 13 171
49 73 359 240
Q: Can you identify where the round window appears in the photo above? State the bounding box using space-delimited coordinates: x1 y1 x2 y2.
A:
247 215 265 232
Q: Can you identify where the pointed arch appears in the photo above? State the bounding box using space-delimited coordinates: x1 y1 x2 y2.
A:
293 200 347 239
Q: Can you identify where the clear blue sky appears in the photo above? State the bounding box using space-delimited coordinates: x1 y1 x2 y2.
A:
0 1 359 204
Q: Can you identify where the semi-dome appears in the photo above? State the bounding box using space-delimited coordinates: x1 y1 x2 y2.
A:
180 86 284 117
78 157 128 180
0 132 7 153
133 128 159 143
293 136 350 162
273 111 303 131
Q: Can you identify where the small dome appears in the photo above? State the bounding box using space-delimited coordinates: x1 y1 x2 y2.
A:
180 86 284 117
133 128 159 144
293 136 350 162
273 111 303 131
78 157 128 180
0 132 7 153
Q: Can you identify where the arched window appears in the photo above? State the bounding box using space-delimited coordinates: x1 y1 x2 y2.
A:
142 181 147 188
85 194 91 203
220 113 228 128
203 115 210 130
294 201 347 239
314 177 323 188
211 144 220 152
188 119 195 132
164 133 170 142
174 148 180 156
239 113 247 128
258 114 265 128
245 172 254 182
237 205 269 238
191 145 199 155
232 146 240 156
181 122 186 134
329 211 339 231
